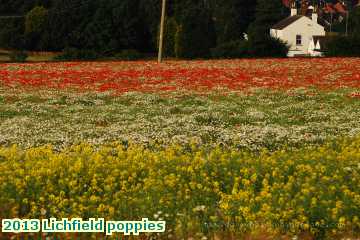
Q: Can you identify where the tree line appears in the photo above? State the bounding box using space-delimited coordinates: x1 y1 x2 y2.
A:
1 0 360 58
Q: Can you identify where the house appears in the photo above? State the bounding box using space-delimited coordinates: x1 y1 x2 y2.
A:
270 5 326 57
308 35 326 56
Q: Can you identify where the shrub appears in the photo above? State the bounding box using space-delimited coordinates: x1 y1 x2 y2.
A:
324 35 360 57
247 35 289 58
211 36 289 59
211 40 249 59
54 47 99 61
9 50 28 62
114 49 142 60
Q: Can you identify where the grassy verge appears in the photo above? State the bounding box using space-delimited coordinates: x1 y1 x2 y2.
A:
0 49 59 62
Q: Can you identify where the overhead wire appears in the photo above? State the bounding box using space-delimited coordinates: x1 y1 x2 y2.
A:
48 0 97 16
0 0 95 18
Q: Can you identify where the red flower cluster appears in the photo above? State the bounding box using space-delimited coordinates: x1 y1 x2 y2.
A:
0 58 359 94
349 92 360 98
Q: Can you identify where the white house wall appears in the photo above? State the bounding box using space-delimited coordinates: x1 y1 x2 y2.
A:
270 29 283 39
271 16 325 57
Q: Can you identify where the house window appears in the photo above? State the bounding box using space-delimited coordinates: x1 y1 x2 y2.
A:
296 35 302 45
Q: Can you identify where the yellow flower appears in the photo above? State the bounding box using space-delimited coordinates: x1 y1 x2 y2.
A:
250 173 257 183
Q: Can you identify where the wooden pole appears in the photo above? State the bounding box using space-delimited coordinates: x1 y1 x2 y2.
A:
330 12 333 33
158 0 166 63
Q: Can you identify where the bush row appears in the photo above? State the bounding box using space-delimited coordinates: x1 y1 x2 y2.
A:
324 35 360 57
54 48 143 61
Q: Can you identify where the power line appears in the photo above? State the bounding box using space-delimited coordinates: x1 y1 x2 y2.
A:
0 16 24 19
0 0 95 19
48 0 96 16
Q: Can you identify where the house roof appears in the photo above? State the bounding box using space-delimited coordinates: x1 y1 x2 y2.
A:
271 15 303 30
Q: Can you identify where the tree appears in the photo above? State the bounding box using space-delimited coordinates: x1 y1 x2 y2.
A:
163 17 178 57
245 0 288 57
174 2 216 58
248 0 286 38
212 0 256 45
0 18 24 49
349 6 360 36
111 0 148 51
0 0 292 56
45 0 97 51
139 0 162 52
80 4 113 52
24 6 49 50
25 6 48 34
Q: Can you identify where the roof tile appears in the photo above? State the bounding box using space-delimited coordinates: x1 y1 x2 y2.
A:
271 15 303 30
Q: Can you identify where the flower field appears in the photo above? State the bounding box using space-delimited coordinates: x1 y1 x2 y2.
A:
1 58 360 93
1 138 360 240
0 58 360 239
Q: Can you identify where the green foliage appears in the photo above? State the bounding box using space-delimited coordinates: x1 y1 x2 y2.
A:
174 6 216 59
114 49 142 60
211 40 249 59
0 0 301 58
244 0 288 58
247 0 285 39
213 0 256 45
25 6 48 34
174 25 183 59
163 17 178 58
349 7 360 36
79 5 113 52
247 36 289 57
251 0 285 29
9 50 28 62
138 0 162 52
211 36 289 59
0 18 24 49
23 6 49 51
324 35 360 57
54 47 99 61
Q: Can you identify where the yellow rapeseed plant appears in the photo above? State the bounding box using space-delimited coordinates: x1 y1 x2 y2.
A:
0 137 359 239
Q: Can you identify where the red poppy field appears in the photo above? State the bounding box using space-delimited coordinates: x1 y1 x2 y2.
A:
1 58 360 94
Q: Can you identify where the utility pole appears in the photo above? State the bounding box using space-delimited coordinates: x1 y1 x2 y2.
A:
158 0 166 63
330 11 333 33
345 0 350 36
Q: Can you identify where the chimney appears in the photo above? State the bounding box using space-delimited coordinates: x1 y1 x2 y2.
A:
311 6 318 23
291 2 297 16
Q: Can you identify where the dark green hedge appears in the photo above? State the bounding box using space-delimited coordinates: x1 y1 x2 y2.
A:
324 35 360 57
